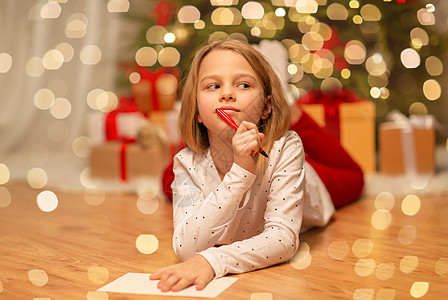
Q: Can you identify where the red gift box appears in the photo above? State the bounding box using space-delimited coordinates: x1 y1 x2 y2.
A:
105 96 147 143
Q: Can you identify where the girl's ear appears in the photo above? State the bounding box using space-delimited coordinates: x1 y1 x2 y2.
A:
261 95 272 120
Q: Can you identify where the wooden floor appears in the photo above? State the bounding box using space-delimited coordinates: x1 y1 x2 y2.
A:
0 182 447 299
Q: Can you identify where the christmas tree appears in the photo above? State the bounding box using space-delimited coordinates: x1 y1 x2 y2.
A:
119 0 447 127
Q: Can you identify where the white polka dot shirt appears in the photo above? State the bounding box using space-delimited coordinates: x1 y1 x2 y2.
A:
171 131 334 278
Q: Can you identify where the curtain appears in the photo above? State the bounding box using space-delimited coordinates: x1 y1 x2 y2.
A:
0 0 128 189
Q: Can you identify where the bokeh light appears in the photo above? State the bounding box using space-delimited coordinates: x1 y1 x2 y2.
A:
0 164 10 185
55 43 74 63
80 168 99 189
178 5 201 23
65 13 88 38
344 40 366 65
34 88 55 110
80 45 102 65
353 289 374 300
0 187 12 208
36 190 58 212
27 168 48 189
327 241 349 261
371 209 392 230
50 98 72 119
86 291 108 300
43 49 64 70
146 25 167 44
135 47 157 67
158 47 180 67
425 56 443 76
435 258 448 276
398 225 417 245
400 255 419 273
423 79 441 101
352 239 373 258
410 282 429 298
354 259 376 277
72 136 93 158
0 53 12 73
374 192 395 211
242 1 264 19
409 102 428 115
28 269 49 287
88 267 110 284
360 4 381 21
40 2 61 19
401 194 421 216
107 0 130 13
290 242 311 270
375 262 395 280
250 293 273 300
136 234 159 254
296 0 318 14
137 193 159 215
26 56 45 77
401 48 420 69
327 3 348 20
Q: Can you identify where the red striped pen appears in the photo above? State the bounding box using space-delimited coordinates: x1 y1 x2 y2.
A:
215 108 269 158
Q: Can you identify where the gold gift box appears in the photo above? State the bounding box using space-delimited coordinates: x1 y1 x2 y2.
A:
379 117 435 175
90 141 169 180
301 101 376 173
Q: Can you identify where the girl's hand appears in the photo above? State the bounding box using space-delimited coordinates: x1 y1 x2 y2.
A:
232 121 264 174
149 255 215 292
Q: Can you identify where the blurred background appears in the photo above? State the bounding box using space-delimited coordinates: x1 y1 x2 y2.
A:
0 0 447 196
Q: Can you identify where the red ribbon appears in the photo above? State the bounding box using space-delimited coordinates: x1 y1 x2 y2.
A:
152 1 176 26
105 96 142 143
136 66 179 111
120 143 127 181
298 89 360 140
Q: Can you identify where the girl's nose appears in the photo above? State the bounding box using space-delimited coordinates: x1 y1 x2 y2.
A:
220 91 235 101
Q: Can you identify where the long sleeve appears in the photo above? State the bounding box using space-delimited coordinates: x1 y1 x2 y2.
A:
171 150 256 261
199 132 306 277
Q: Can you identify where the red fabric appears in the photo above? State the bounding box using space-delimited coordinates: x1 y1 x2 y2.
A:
161 107 364 208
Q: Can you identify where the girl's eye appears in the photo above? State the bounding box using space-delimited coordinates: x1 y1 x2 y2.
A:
237 83 250 89
207 84 220 90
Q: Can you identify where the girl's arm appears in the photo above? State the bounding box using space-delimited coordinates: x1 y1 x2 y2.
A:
171 150 257 261
199 132 306 277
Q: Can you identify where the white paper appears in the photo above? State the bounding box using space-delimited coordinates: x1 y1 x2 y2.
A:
98 273 238 298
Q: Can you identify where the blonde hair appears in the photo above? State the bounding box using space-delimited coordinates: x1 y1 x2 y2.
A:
178 39 291 156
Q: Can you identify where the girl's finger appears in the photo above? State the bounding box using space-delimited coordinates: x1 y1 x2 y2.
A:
171 277 194 292
159 273 181 292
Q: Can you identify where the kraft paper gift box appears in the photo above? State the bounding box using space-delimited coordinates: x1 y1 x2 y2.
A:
90 140 170 181
299 90 376 173
379 115 435 175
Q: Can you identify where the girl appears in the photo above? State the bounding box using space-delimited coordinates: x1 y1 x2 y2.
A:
150 39 354 292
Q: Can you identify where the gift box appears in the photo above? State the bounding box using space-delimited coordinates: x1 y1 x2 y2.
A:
299 89 376 173
90 141 170 181
131 67 180 113
379 113 435 175
105 96 148 143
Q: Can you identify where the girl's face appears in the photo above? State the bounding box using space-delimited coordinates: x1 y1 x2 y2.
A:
196 49 271 139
